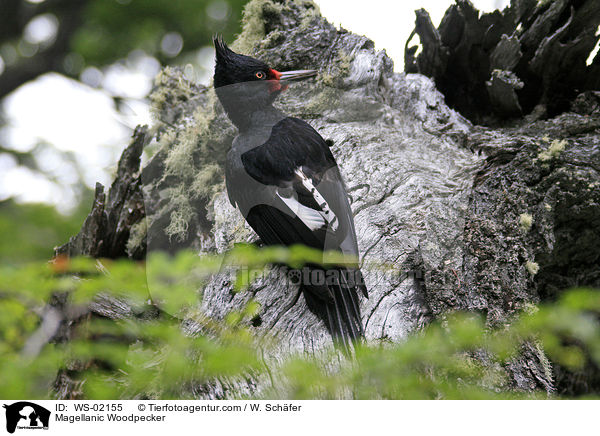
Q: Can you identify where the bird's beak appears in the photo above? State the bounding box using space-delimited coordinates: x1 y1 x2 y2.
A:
278 70 318 81
270 69 318 82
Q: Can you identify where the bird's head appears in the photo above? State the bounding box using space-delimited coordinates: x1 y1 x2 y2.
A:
212 36 316 127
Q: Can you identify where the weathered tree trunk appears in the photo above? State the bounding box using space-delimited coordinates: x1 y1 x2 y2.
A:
56 0 600 397
404 0 600 396
405 0 600 124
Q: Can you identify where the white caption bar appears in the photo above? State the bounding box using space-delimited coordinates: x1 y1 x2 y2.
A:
1 400 598 435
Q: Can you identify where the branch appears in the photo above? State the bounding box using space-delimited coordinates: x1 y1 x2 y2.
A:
0 0 90 99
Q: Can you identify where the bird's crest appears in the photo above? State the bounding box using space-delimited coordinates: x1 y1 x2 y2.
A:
213 34 235 62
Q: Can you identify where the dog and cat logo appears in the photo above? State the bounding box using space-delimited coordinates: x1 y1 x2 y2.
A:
2 402 50 433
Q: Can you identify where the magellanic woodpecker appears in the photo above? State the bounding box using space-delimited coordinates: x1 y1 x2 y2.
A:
213 36 368 353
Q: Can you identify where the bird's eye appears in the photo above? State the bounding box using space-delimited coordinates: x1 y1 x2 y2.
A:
255 71 265 79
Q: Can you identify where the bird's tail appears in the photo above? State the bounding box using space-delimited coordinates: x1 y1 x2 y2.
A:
302 266 366 354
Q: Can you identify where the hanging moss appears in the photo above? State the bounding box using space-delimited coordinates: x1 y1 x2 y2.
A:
145 67 234 244
231 0 284 54
126 218 147 257
525 260 539 275
297 0 321 30
538 139 567 162
164 186 195 242
320 49 353 87
519 213 533 232
150 66 196 123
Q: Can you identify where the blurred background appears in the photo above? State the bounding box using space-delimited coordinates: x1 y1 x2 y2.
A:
0 0 514 264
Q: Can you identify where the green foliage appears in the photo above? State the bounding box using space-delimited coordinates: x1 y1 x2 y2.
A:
72 0 248 66
1 245 599 399
0 197 92 266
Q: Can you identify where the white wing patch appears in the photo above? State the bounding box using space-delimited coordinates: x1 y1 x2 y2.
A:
277 193 327 231
293 168 339 231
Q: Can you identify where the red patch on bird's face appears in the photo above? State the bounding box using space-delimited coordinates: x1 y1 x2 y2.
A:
267 69 288 93
269 69 282 80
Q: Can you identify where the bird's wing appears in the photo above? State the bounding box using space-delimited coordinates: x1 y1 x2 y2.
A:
238 117 361 260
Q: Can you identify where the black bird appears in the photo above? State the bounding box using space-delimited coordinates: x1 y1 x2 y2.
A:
213 36 368 351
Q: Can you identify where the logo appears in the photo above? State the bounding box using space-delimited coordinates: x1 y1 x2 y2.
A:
3 402 50 434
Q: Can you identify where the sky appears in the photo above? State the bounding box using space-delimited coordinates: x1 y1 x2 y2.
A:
317 0 509 70
0 0 513 212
